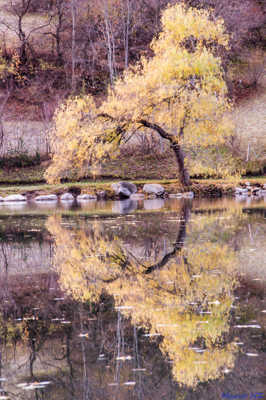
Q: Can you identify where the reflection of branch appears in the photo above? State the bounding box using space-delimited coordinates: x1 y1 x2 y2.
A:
144 201 191 274
103 201 191 282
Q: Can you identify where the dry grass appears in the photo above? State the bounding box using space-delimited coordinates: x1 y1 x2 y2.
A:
233 86 266 162
0 120 50 157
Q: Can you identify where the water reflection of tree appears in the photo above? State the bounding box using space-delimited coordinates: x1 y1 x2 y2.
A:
0 270 79 400
47 201 239 388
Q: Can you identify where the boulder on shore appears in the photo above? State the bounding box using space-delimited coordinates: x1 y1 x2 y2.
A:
4 194 27 202
60 193 75 202
77 194 97 201
143 183 165 197
111 182 137 198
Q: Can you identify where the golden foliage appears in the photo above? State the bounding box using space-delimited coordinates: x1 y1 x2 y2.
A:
46 3 232 183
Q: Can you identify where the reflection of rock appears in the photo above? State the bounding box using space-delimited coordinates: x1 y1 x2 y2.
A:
1 202 27 211
33 201 58 209
143 184 165 197
34 194 58 202
111 182 137 198
144 199 165 210
60 201 75 210
112 199 137 214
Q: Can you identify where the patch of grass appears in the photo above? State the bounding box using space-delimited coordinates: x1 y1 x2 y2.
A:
233 87 266 166
0 152 41 169
0 164 46 184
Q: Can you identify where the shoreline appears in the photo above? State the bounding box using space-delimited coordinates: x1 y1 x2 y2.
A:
0 177 265 200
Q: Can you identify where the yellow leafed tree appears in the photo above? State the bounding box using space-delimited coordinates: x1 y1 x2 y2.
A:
45 3 231 186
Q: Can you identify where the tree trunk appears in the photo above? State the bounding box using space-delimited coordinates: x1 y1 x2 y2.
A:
138 119 191 187
71 0 77 92
123 0 131 69
170 142 191 187
103 0 116 85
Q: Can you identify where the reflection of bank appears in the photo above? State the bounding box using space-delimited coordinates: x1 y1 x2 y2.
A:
48 201 239 388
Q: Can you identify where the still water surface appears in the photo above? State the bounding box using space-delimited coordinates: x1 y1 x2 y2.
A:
0 198 265 399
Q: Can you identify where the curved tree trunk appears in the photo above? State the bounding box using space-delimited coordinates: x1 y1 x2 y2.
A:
170 141 190 187
139 119 191 187
97 114 191 187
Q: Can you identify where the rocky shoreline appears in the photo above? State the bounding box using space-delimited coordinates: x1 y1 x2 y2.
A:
0 180 265 204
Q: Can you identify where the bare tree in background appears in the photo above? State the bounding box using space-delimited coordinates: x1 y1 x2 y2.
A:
44 0 69 66
0 80 13 150
0 0 53 64
102 0 116 85
122 0 131 69
71 0 77 91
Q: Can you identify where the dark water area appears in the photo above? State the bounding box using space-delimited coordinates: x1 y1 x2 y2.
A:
0 198 265 400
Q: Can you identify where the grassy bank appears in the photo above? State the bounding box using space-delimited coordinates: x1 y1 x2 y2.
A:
1 150 265 183
0 150 265 198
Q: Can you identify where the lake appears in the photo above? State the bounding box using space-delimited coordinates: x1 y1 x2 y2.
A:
0 197 265 399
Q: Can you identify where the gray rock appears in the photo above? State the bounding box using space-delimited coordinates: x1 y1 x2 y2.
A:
34 194 58 202
130 193 145 200
251 187 261 196
77 194 97 201
143 184 165 197
3 194 27 202
235 187 248 194
111 182 137 198
183 191 194 198
60 193 74 202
